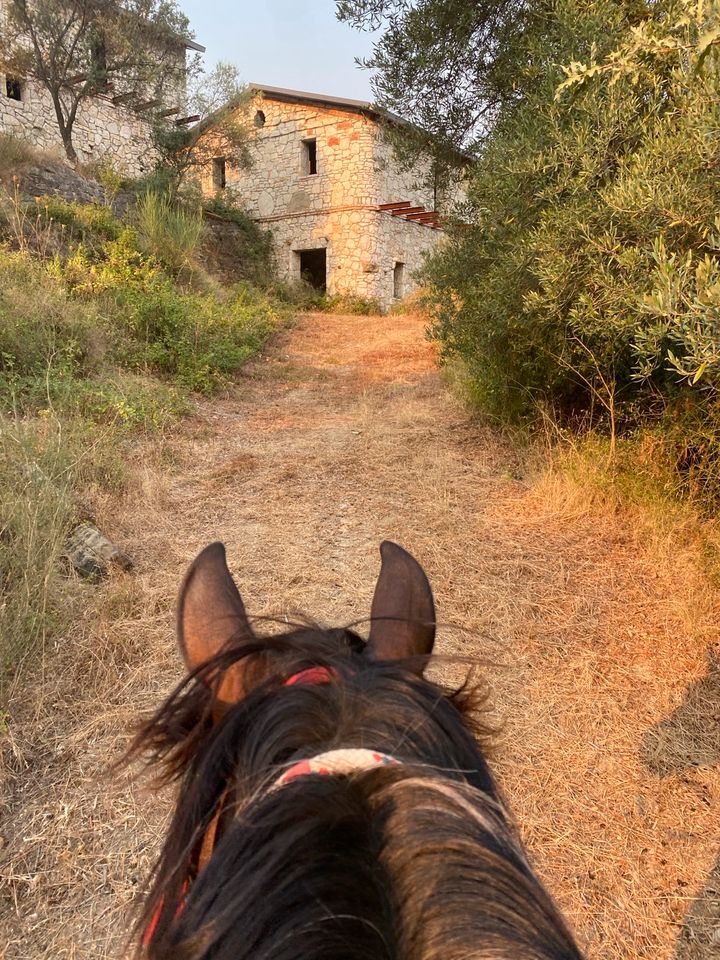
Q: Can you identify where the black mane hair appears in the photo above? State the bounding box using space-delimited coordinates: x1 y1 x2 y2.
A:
127 624 583 960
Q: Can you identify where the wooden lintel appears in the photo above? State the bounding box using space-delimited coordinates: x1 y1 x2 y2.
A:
175 114 200 126
393 206 425 217
158 105 180 117
379 200 411 211
136 98 162 112
406 211 437 221
112 91 135 104
67 73 87 85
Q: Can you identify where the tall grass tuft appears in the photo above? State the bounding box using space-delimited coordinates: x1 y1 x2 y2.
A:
0 416 77 691
136 191 204 276
0 132 39 180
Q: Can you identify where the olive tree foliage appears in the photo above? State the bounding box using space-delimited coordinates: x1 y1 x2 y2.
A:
337 0 538 191
0 0 197 163
150 62 252 198
337 0 527 197
341 0 720 500
556 0 720 392
337 0 533 152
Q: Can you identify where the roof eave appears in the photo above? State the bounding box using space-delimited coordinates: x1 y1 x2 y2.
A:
248 83 401 123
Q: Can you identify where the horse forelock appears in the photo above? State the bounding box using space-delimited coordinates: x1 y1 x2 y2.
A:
127 623 582 960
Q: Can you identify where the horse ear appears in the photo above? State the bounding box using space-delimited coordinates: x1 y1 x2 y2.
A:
366 541 436 673
177 542 253 704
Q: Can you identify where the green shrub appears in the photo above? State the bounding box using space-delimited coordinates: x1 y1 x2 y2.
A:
0 236 279 408
115 280 277 392
78 160 129 203
0 251 107 394
136 191 204 275
266 282 379 315
267 280 329 312
203 196 270 244
413 0 720 503
36 195 123 241
59 226 161 294
324 294 382 315
201 196 274 284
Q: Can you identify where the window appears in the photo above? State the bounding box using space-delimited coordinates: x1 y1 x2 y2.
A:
212 157 226 190
5 76 22 101
254 110 266 128
393 262 405 300
301 138 317 176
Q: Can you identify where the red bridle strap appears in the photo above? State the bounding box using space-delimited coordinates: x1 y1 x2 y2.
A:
284 665 340 686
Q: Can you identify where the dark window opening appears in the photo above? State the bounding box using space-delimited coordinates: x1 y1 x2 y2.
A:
298 248 326 291
393 262 405 300
212 157 226 190
302 138 317 176
255 110 266 128
6 76 22 101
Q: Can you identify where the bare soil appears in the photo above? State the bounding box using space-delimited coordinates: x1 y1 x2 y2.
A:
1 311 718 959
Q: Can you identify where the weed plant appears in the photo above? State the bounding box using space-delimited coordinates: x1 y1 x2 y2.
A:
136 190 204 276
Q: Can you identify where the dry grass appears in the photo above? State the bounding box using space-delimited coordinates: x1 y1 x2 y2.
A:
1 312 719 958
0 133 66 188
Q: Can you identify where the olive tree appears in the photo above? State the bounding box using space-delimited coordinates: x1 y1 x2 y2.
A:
0 0 198 163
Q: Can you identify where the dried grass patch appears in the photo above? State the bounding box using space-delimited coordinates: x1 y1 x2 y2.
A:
1 312 718 958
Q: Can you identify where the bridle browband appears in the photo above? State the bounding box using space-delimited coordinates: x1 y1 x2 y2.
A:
143 665 401 948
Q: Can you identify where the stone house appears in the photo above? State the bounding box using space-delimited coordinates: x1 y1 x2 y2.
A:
0 11 203 176
202 84 465 311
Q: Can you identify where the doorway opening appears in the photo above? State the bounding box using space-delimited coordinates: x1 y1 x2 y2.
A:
297 248 326 291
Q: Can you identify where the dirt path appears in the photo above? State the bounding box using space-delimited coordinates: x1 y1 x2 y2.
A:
1 312 719 959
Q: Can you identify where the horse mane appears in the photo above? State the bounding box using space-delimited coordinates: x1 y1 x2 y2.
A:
126 623 582 960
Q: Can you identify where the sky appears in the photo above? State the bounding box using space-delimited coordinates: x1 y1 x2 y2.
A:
179 0 379 101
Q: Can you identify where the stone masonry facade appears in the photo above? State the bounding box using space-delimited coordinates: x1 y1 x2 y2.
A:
202 86 464 311
0 73 157 176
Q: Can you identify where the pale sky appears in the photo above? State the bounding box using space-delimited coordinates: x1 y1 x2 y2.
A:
180 0 378 101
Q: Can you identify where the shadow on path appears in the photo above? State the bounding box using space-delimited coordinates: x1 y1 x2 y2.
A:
641 647 720 958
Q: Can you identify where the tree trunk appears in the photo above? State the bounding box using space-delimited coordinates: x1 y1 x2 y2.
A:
49 90 79 164
60 124 78 164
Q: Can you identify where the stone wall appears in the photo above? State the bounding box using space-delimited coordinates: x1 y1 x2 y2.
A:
373 136 467 211
210 93 452 217
17 160 138 216
372 137 436 210
199 91 456 310
376 212 443 306
267 208 382 302
267 207 443 310
0 74 157 176
211 95 378 218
